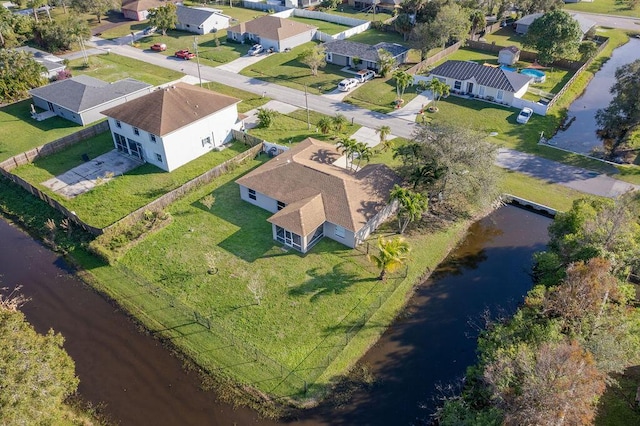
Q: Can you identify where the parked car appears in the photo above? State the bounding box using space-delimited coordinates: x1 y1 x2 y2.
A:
337 78 359 92
175 50 196 60
517 107 533 124
354 69 376 83
150 43 167 52
248 44 263 56
143 26 156 35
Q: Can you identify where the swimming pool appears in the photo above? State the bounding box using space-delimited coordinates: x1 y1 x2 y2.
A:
500 65 517 72
521 68 546 83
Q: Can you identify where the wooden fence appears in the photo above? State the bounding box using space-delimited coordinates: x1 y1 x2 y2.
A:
405 40 464 75
0 121 109 172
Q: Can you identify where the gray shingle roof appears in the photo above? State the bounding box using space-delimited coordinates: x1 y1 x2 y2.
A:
29 75 152 113
322 40 409 62
429 60 532 92
516 12 595 34
13 46 63 63
176 5 225 26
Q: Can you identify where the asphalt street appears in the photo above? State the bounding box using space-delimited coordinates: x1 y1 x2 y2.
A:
74 35 640 198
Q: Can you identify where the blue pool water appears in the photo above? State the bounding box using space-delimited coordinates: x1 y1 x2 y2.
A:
500 65 516 72
521 68 546 83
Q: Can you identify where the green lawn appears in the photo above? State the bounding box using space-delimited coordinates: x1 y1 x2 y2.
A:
249 109 361 144
0 101 83 162
12 138 249 228
483 26 527 51
596 366 640 426
348 28 407 46
564 0 640 18
344 75 420 113
287 16 351 35
68 52 184 86
240 41 353 94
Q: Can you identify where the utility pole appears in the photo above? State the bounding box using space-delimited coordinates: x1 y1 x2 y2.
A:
305 84 310 130
193 36 202 87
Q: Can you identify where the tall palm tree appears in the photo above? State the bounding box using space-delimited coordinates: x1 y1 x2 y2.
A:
389 184 428 234
337 137 358 170
317 117 333 135
353 142 372 171
425 78 450 109
376 125 393 151
331 113 348 137
368 236 411 281
393 70 414 103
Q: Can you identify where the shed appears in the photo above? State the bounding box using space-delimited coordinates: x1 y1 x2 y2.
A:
498 46 520 66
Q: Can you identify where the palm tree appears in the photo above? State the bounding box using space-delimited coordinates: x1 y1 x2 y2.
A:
337 137 358 170
389 184 428 234
425 78 450 110
393 70 414 104
317 117 333 135
331 113 348 137
376 125 393 151
353 142 372 171
368 236 411 280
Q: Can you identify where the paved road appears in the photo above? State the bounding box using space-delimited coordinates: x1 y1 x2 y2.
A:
573 11 640 32
79 37 639 198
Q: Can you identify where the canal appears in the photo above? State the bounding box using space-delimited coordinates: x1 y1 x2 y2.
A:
0 204 551 425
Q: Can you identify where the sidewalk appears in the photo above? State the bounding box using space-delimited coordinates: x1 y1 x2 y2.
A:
387 90 433 122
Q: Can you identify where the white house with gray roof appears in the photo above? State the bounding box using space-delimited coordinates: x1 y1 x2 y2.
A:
28 75 153 126
227 16 317 52
175 5 231 34
425 60 532 107
322 40 409 71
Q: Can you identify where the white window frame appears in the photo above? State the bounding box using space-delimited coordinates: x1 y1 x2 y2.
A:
454 81 462 90
497 90 504 100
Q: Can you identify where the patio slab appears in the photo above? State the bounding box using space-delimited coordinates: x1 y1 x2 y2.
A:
42 150 142 198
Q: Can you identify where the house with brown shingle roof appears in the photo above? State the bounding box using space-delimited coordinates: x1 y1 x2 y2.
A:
236 138 400 252
121 0 179 21
227 15 317 53
101 83 242 172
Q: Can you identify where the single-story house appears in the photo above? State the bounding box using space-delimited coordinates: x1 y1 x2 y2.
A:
101 83 242 172
514 12 595 36
121 0 179 21
347 0 400 12
498 45 520 66
227 16 317 52
13 46 66 79
236 138 401 253
427 60 532 106
175 5 230 34
322 40 409 72
29 75 152 126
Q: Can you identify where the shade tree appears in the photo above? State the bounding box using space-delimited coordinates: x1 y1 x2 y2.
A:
148 2 177 36
522 10 582 65
298 44 326 76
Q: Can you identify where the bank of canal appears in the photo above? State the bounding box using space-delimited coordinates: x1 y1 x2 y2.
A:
0 204 551 425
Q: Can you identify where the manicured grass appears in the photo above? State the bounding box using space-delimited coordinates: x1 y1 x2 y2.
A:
97 20 149 39
201 81 269 113
68 52 184 86
344 74 418 113
565 0 640 18
0 100 83 162
287 16 351 35
347 28 407 46
483 26 527 51
12 138 249 228
240 41 353 94
249 109 361 144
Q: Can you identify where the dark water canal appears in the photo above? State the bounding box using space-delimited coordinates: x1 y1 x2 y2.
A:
0 204 551 425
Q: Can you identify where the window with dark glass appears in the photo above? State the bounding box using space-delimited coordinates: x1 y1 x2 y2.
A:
277 201 285 210
248 189 256 200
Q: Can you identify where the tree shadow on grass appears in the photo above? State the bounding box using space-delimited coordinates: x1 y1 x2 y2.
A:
289 263 375 302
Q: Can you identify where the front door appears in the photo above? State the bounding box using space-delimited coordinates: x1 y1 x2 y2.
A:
128 139 143 160
284 230 293 246
467 82 474 94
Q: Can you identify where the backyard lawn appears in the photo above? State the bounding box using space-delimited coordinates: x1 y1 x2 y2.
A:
240 41 354 94
483 26 527 51
287 16 351 35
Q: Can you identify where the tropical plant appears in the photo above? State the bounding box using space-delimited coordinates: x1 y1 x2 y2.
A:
393 70 414 103
337 137 358 169
377 49 395 77
298 45 326 76
331 113 348 136
257 108 278 128
368 236 411 280
375 125 393 151
317 116 333 134
353 141 372 171
425 78 450 109
70 0 118 23
468 9 486 40
389 184 428 233
0 49 46 103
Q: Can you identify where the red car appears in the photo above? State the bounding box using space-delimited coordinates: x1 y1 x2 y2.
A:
175 49 195 60
150 43 166 51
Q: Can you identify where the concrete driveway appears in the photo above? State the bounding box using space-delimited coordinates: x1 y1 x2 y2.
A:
216 52 271 73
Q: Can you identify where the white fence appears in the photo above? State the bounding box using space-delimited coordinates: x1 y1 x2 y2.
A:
268 8 371 42
512 97 549 116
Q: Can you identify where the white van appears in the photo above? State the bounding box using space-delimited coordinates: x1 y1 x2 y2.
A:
355 69 376 83
338 78 359 92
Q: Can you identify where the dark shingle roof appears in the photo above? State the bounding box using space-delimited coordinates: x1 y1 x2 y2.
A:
429 60 532 92
29 75 152 113
323 40 409 62
176 5 225 26
101 83 240 136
